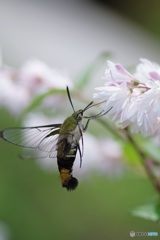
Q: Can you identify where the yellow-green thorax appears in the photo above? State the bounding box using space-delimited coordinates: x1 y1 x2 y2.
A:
59 110 83 135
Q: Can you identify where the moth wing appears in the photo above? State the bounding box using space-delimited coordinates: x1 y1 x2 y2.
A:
0 124 61 154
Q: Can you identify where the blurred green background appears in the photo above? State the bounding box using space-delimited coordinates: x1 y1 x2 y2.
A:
0 0 160 239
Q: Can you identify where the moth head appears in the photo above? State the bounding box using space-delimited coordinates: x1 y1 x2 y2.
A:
75 110 83 122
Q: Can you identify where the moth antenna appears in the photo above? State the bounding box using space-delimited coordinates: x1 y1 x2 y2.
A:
83 101 93 112
66 86 75 113
84 107 112 119
84 99 108 112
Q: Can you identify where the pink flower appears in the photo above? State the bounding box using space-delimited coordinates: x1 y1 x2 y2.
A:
0 59 73 115
0 69 30 115
94 59 160 137
18 59 72 95
94 61 135 126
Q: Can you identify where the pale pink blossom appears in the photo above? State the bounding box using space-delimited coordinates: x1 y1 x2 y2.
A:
94 59 160 137
0 69 30 115
94 61 135 127
0 59 72 115
18 59 72 95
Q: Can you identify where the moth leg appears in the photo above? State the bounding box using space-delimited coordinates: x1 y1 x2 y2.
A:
77 142 83 168
83 119 91 132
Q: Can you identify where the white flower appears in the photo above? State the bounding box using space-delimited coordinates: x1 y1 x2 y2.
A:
94 61 135 126
135 58 160 86
94 59 160 137
134 59 160 136
104 61 134 84
18 59 73 111
18 59 72 95
0 69 30 115
0 59 73 115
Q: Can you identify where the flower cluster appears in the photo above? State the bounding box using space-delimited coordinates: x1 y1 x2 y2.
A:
94 59 160 137
0 59 72 115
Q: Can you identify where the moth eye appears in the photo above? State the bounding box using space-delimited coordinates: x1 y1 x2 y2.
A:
77 114 82 121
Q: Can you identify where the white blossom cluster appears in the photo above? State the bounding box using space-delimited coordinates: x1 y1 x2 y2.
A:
94 59 160 137
0 59 72 115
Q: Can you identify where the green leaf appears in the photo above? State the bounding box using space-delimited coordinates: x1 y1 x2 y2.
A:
20 88 66 117
75 52 112 90
131 203 159 222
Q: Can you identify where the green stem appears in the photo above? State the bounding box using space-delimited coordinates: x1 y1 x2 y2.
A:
126 130 160 193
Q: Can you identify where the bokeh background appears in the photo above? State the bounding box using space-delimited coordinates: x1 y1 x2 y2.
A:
0 0 160 239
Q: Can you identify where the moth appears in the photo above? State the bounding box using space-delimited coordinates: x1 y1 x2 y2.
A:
0 87 110 190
